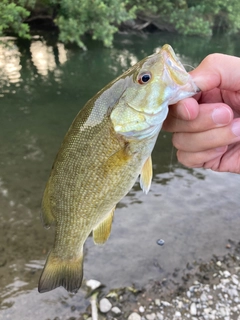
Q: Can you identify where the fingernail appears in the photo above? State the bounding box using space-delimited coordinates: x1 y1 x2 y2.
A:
212 107 231 125
231 121 240 137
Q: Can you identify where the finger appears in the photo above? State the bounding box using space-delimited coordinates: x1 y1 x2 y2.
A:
162 98 199 132
163 98 199 133
169 98 199 120
164 103 233 133
176 146 228 168
190 53 240 93
172 118 240 152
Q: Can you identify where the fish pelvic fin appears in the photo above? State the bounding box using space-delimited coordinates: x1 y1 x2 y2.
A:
93 206 115 245
41 181 55 228
38 250 83 293
140 156 152 194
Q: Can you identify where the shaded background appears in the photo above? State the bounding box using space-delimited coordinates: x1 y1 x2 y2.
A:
0 32 240 319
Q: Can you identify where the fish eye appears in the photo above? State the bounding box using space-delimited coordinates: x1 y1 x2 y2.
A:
138 72 152 84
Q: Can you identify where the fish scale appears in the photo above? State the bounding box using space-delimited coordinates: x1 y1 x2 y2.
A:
38 44 198 293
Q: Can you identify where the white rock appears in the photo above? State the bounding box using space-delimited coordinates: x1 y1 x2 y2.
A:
111 306 121 314
221 279 230 285
86 279 101 290
190 302 197 315
128 312 141 320
139 306 145 313
155 299 161 306
204 307 212 314
146 313 156 320
228 288 239 297
99 298 112 313
156 312 163 320
223 270 231 278
174 311 181 317
232 275 239 285
219 307 226 317
216 261 222 267
161 301 172 307
200 292 208 302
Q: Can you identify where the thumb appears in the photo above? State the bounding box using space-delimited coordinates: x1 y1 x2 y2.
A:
190 53 240 92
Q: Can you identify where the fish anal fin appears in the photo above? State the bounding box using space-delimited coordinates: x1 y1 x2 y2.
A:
38 249 84 293
41 181 55 228
140 156 152 194
93 207 115 245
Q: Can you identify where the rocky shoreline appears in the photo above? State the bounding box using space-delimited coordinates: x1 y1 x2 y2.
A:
79 240 240 320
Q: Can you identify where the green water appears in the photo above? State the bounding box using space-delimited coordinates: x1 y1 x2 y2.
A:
0 32 240 319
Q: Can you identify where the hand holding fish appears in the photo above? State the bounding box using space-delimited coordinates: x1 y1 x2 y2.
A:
163 53 240 173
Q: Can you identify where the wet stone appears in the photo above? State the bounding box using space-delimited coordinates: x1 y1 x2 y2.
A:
155 299 161 306
139 306 145 313
146 313 156 320
111 306 121 315
86 279 101 290
128 312 141 320
190 302 197 315
99 298 112 313
174 311 181 318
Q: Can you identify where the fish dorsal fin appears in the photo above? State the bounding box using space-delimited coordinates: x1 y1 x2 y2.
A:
140 156 152 194
93 206 115 245
41 182 56 228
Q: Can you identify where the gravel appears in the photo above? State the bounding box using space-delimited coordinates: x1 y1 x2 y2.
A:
82 241 240 320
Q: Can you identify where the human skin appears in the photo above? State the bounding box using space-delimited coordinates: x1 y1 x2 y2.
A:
163 53 240 173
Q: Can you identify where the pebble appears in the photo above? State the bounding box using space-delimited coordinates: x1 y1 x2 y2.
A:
146 313 156 320
223 270 231 278
190 302 197 315
156 313 163 320
87 256 240 320
174 311 181 317
155 299 161 306
128 312 141 320
86 279 101 290
99 298 112 313
139 306 145 313
111 306 121 314
161 301 172 307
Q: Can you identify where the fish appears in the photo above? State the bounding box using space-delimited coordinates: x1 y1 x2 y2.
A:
38 44 198 294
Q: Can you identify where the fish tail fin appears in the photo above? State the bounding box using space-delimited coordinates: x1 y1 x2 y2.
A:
38 250 84 293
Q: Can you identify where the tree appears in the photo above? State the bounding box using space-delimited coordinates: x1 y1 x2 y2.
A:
1 0 240 49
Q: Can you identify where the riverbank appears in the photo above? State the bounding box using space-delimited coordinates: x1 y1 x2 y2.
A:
81 240 240 320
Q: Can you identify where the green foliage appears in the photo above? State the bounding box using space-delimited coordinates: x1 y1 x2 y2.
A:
0 0 35 38
1 0 240 48
53 0 136 50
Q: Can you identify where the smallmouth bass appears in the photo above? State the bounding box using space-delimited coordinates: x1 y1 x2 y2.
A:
38 44 198 293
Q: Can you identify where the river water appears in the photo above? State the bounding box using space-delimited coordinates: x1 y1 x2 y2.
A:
0 32 239 319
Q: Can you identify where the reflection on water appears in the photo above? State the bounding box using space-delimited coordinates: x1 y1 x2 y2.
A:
0 32 240 319
0 37 68 91
0 38 21 87
30 40 68 77
117 49 138 69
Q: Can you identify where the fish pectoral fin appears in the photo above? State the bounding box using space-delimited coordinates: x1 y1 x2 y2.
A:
93 206 115 245
140 156 152 194
38 249 84 293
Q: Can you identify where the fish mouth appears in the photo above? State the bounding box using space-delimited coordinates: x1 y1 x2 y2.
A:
127 101 166 117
